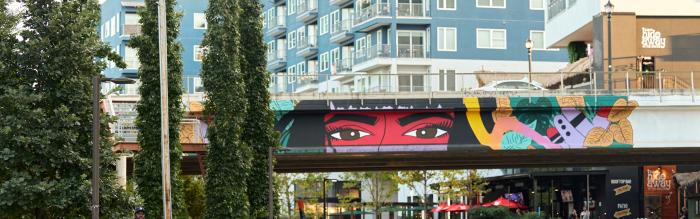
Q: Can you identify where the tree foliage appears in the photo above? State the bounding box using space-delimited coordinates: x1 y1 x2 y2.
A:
200 0 252 217
238 0 280 218
183 176 205 219
397 170 438 219
294 173 329 219
344 172 399 219
434 170 490 205
128 0 186 216
0 0 132 217
275 173 299 219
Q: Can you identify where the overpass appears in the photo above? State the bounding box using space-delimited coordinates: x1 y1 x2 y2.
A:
106 71 700 174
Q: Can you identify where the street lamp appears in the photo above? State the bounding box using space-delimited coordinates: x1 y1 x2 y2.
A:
525 38 534 89
268 147 290 219
92 76 135 219
605 0 614 93
323 178 339 219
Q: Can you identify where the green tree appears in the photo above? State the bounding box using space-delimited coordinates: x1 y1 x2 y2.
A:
398 170 438 219
276 173 299 219
435 170 490 205
200 0 251 217
0 0 132 216
345 172 399 219
128 0 186 216
183 176 205 219
337 181 362 219
239 0 280 218
295 173 329 219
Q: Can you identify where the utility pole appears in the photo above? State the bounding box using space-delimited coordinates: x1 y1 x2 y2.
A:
157 0 172 217
91 76 101 219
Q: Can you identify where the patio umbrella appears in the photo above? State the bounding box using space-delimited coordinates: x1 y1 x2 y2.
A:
482 197 526 209
446 203 471 212
431 203 449 212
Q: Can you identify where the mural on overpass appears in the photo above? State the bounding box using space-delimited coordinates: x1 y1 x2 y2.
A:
274 96 638 153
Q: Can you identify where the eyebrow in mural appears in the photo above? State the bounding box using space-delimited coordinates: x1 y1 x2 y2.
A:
326 114 378 125
397 112 454 126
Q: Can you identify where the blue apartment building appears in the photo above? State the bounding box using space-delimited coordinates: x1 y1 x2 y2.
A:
99 0 207 94
262 0 569 93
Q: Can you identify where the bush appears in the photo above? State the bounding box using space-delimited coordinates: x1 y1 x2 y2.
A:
520 212 546 219
184 176 205 219
468 206 517 219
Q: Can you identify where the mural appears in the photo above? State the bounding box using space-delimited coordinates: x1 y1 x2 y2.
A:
274 96 638 153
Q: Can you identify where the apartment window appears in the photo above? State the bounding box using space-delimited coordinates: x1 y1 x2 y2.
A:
288 31 296 49
529 0 544 10
288 0 296 15
320 52 329 72
399 74 424 92
438 69 456 91
193 77 204 94
296 26 305 47
319 15 328 35
194 13 207 29
476 0 505 8
124 46 140 69
287 66 297 83
437 27 457 51
438 0 456 10
329 10 339 34
476 29 506 49
194 45 205 61
125 13 139 25
530 31 545 50
297 62 306 75
330 48 340 71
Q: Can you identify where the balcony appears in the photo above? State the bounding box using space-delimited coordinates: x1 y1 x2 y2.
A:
296 35 318 58
266 17 287 38
352 44 391 72
296 0 318 24
396 3 429 17
267 52 287 72
329 0 352 7
330 19 354 44
294 73 319 93
353 3 391 32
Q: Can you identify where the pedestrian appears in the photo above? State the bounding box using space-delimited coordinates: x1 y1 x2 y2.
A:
680 207 688 219
580 209 590 219
134 207 146 219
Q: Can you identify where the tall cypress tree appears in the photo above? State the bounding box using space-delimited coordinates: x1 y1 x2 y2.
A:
0 0 132 217
201 0 251 217
128 0 186 216
239 0 280 217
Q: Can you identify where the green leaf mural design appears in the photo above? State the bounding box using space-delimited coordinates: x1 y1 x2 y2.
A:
501 121 537 150
512 97 557 134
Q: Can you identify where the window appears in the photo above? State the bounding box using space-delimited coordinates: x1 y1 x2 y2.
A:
194 45 205 61
476 29 506 49
297 62 306 75
330 48 340 71
288 0 296 15
398 74 424 92
124 46 140 69
530 30 545 50
529 0 544 10
296 26 305 48
329 10 339 34
319 15 328 35
287 66 297 83
320 52 329 72
438 0 456 10
125 13 139 25
193 13 207 29
288 31 296 49
437 27 457 51
439 69 456 91
193 77 204 94
476 0 505 8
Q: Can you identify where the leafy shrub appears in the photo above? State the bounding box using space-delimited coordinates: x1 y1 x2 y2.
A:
468 206 517 219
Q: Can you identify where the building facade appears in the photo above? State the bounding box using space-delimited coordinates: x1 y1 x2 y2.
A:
262 0 569 93
99 0 208 94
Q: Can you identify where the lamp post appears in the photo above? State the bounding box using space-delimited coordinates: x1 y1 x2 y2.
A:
525 38 534 89
323 178 338 219
605 0 614 93
92 76 135 219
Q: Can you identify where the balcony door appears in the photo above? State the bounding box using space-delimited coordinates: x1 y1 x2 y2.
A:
397 30 425 58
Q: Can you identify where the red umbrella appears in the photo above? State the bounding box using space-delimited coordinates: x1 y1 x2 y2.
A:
446 203 471 212
431 203 449 212
482 197 524 209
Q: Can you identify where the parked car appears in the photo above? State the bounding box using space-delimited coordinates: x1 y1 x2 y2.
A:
471 79 547 91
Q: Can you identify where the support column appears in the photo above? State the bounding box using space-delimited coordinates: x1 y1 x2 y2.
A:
116 155 128 187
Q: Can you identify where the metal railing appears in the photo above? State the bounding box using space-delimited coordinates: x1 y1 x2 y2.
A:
267 51 287 63
397 3 429 17
354 3 390 25
397 44 428 58
297 0 317 14
547 0 567 20
266 71 699 101
353 44 391 64
331 19 353 36
297 34 317 50
267 15 285 28
123 24 141 36
335 58 353 73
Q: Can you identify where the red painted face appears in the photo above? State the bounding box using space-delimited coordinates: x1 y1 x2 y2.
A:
323 111 454 146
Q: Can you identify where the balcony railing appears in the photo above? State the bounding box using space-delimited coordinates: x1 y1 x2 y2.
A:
123 24 141 36
354 44 391 64
397 44 428 58
331 19 353 35
267 51 286 63
354 3 390 25
268 16 285 28
267 71 700 101
297 0 317 15
124 57 140 69
397 3 429 17
547 0 568 20
297 34 317 50
335 58 353 73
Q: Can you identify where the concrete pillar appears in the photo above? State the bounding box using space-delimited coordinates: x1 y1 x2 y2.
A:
116 155 128 187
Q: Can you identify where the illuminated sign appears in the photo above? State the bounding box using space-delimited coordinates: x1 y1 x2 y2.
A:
641 27 666 49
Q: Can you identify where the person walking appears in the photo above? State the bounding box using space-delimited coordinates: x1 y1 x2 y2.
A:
134 207 146 219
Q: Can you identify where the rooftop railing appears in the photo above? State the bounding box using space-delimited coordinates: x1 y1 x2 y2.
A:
267 71 699 102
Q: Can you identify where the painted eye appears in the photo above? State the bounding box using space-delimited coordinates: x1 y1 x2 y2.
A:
404 127 447 139
330 129 370 140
